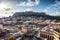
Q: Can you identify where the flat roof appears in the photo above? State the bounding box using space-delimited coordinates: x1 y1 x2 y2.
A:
54 29 60 34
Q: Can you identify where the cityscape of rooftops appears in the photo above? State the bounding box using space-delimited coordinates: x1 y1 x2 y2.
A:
0 0 60 40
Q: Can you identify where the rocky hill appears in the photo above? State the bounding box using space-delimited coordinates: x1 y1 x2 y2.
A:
13 11 60 20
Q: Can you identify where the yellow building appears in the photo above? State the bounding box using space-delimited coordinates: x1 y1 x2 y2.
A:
6 36 16 40
22 26 27 33
53 29 60 40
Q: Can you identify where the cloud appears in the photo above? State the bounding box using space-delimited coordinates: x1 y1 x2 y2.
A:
0 0 18 17
24 8 33 11
18 0 40 6
0 9 13 17
0 0 39 17
43 1 60 16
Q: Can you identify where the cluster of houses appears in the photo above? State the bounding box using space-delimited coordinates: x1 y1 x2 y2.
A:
0 16 60 40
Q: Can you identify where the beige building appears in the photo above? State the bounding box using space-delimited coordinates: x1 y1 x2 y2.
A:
53 29 60 40
40 27 54 40
40 31 54 40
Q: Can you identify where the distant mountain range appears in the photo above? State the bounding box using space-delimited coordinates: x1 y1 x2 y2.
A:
13 11 60 20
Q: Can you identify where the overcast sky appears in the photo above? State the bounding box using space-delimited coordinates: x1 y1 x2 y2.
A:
0 0 60 17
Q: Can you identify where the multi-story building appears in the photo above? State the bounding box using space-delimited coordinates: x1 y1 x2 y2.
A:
40 31 54 40
53 29 60 40
40 26 54 40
